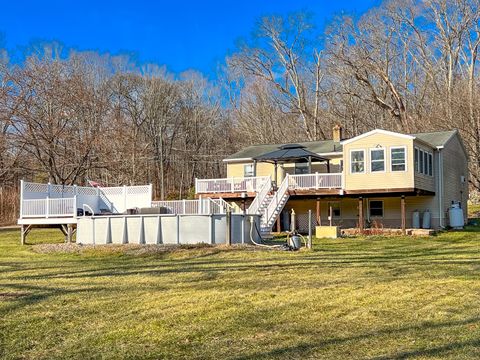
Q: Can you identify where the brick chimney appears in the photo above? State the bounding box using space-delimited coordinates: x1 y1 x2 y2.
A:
332 124 343 142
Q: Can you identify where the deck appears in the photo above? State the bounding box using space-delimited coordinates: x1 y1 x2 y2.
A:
195 173 343 198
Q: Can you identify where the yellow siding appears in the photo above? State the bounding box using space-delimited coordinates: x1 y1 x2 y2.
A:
226 155 342 181
343 133 414 191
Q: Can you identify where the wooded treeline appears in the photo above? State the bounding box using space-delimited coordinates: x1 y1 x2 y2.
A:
1 0 480 223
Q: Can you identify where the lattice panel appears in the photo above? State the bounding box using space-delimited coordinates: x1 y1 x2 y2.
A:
50 184 67 194
127 186 151 195
24 182 49 194
100 187 123 195
77 187 97 196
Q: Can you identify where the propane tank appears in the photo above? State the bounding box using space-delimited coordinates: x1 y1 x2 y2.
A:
422 209 431 229
412 210 420 229
449 202 464 229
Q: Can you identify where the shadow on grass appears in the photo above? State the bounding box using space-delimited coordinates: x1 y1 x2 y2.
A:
232 315 480 360
0 282 114 314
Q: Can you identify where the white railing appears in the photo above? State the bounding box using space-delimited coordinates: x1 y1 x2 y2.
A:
211 198 234 213
22 197 76 218
152 199 200 214
20 180 153 218
247 178 272 215
195 176 270 194
264 175 290 227
288 173 342 190
151 198 234 215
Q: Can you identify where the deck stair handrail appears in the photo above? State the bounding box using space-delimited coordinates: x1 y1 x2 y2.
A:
262 174 290 233
209 197 234 214
247 178 272 215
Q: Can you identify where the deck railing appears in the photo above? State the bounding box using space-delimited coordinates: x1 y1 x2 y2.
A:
22 197 77 218
151 198 234 214
288 173 342 190
20 180 152 219
195 176 270 194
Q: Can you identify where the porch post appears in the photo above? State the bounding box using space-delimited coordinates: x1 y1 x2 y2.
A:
401 195 406 235
358 197 364 232
274 161 278 189
316 197 321 225
253 160 257 177
327 160 331 173
329 204 333 226
308 156 312 174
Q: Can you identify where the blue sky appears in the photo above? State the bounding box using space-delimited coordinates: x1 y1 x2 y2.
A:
0 0 377 76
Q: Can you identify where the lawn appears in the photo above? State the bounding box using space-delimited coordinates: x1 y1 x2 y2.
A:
1 228 480 359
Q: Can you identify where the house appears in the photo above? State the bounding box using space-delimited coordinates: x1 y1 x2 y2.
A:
195 126 468 234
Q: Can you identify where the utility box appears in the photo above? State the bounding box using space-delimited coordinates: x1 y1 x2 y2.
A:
315 226 340 239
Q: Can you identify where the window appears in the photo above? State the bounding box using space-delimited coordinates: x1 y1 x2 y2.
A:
329 202 341 217
428 153 433 176
415 148 433 176
414 148 419 172
369 200 384 217
294 162 309 175
370 148 385 172
419 149 424 173
244 164 254 177
351 150 365 173
423 151 428 174
391 147 406 171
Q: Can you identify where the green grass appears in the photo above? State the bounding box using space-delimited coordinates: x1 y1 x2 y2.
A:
2 228 480 359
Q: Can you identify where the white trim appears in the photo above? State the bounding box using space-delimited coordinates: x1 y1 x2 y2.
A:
350 148 366 174
222 158 253 163
390 146 407 172
349 149 366 174
316 151 343 157
243 163 254 177
340 129 414 145
369 147 386 173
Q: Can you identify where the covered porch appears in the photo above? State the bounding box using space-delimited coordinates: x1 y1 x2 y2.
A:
280 194 437 234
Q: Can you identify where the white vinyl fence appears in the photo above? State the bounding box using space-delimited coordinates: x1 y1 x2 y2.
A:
20 181 152 218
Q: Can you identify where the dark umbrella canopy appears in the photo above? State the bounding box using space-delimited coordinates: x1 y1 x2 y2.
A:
253 144 329 163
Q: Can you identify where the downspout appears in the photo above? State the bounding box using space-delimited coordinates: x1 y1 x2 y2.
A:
438 149 444 228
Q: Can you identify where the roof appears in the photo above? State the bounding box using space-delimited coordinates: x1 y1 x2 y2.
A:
413 130 457 148
252 144 329 163
224 129 460 161
224 139 342 161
